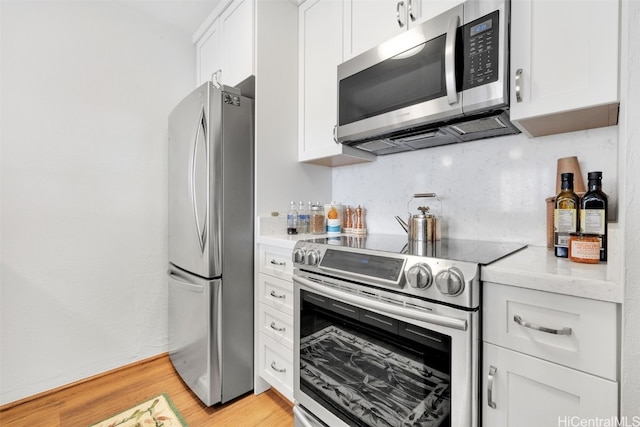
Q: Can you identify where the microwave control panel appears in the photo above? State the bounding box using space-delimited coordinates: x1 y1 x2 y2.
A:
461 10 500 90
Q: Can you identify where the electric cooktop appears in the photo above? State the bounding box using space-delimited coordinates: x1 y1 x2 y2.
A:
303 233 527 266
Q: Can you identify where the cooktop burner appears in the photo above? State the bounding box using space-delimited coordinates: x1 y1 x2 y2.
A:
304 234 527 265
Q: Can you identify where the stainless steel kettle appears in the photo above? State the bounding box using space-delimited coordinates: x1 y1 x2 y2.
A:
395 193 441 242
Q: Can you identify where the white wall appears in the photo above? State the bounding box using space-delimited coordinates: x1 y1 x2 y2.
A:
0 1 194 404
254 0 332 217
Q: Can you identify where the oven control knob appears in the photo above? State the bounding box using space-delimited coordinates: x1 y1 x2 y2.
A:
435 267 465 296
293 248 306 264
406 263 433 289
306 250 320 266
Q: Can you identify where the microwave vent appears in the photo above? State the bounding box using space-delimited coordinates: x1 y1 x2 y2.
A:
450 116 507 135
394 129 458 149
358 139 398 152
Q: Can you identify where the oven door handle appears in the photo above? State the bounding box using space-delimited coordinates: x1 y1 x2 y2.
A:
294 276 468 331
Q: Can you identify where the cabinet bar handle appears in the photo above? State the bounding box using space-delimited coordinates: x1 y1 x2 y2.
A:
270 322 286 332
513 315 572 335
270 361 286 373
515 68 523 102
270 259 286 266
488 365 497 409
408 0 416 21
396 1 405 27
270 290 286 299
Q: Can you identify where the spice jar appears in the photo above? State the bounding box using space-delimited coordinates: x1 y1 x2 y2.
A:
309 203 325 234
568 233 601 264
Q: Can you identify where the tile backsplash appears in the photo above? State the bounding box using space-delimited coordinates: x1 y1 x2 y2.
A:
332 126 618 247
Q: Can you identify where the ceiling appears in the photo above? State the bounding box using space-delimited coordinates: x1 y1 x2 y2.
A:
119 0 222 35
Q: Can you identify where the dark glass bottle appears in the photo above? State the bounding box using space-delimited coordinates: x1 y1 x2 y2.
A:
554 173 580 258
580 171 608 261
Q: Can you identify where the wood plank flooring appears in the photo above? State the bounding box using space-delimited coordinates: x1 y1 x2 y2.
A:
0 353 293 426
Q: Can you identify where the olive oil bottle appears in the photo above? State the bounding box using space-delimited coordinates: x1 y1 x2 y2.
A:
580 171 608 261
554 173 580 258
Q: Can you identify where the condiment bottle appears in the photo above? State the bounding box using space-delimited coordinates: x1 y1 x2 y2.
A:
309 203 325 234
580 171 608 261
554 173 579 258
298 201 309 234
287 201 298 235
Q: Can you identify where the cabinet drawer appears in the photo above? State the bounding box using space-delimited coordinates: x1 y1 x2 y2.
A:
483 282 618 380
258 333 294 402
258 273 294 316
483 342 618 426
259 245 293 281
258 303 294 349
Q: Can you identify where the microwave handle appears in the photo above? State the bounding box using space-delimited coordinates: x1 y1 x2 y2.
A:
445 14 460 105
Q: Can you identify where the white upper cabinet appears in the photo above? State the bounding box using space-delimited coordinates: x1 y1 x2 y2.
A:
196 21 222 86
195 0 254 87
343 0 463 59
298 0 375 166
220 0 254 87
509 0 620 137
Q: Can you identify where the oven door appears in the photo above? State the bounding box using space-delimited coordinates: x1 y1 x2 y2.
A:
293 275 478 427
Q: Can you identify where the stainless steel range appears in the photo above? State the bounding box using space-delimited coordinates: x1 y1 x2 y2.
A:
292 234 525 427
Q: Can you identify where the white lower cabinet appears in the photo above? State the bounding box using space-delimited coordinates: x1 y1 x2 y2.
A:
482 282 619 426
482 343 618 427
258 331 294 401
255 243 294 402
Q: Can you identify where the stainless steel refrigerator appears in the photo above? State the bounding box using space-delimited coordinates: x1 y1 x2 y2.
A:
167 82 254 406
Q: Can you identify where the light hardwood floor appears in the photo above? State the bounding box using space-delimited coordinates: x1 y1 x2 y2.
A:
0 353 293 426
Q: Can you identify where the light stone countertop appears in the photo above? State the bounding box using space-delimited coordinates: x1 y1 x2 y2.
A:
256 215 329 249
480 245 622 303
256 216 623 304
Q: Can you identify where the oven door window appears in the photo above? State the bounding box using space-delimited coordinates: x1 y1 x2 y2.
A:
300 289 452 427
338 35 447 127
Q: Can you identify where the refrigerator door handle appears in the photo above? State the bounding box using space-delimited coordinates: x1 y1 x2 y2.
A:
191 108 208 254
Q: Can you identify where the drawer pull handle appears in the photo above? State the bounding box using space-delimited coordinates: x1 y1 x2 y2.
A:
270 361 286 373
513 315 572 335
270 259 286 266
270 322 286 332
488 365 497 409
270 290 286 299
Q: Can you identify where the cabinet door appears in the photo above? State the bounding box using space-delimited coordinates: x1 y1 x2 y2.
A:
510 0 619 137
220 0 254 87
482 343 618 427
344 0 404 59
197 20 222 86
421 0 463 24
298 0 375 166
258 333 294 401
344 0 463 60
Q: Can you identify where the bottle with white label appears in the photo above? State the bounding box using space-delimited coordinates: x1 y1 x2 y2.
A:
580 171 608 261
554 173 579 258
298 201 309 234
287 201 298 235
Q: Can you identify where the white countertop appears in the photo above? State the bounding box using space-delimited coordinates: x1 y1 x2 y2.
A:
256 216 623 304
481 245 622 303
257 233 314 249
256 215 331 249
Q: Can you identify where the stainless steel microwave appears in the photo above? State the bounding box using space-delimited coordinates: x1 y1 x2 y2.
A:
336 0 519 155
